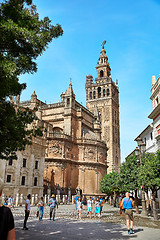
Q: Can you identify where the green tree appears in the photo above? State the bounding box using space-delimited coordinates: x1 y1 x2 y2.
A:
119 154 140 192
138 151 160 220
100 171 120 206
119 154 140 213
0 0 63 159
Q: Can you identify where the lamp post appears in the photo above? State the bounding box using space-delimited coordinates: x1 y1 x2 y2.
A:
136 138 148 217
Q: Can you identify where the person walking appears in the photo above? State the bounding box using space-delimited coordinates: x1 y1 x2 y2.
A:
95 197 101 218
23 194 31 230
77 198 82 219
87 197 92 219
0 178 16 240
99 196 103 215
121 192 134 235
74 195 79 210
48 194 58 221
38 197 45 221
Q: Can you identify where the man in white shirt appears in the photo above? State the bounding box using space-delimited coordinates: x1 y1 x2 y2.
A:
23 194 31 230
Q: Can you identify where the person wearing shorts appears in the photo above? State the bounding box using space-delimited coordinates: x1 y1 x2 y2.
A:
87 197 92 219
121 192 134 235
95 197 101 218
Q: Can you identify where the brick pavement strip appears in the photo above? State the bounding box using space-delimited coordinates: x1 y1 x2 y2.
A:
13 203 160 240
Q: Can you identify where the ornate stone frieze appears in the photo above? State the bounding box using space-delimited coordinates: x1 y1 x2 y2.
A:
84 147 96 161
48 140 62 157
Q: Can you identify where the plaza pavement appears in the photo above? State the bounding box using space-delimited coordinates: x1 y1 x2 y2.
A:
14 203 160 240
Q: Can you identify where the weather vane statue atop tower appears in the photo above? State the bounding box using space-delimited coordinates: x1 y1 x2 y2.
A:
102 40 106 49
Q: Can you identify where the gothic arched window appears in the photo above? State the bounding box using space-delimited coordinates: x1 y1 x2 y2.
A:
93 91 96 99
98 87 101 98
107 88 110 96
89 92 92 99
100 70 104 77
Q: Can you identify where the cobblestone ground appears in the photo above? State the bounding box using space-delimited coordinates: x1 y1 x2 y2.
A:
14 203 160 240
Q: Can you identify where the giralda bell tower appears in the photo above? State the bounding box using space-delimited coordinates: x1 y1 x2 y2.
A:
85 41 120 172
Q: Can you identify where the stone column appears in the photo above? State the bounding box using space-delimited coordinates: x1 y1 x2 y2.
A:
82 169 85 194
96 170 99 194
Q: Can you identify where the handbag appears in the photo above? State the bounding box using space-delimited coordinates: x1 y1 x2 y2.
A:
36 210 39 217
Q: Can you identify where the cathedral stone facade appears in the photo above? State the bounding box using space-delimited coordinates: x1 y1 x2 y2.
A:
0 43 120 197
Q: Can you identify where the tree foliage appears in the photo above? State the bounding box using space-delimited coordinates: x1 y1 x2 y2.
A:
0 0 63 159
100 171 120 195
100 151 160 197
138 151 160 193
119 154 140 193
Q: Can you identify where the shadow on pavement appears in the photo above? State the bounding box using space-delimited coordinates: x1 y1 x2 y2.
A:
15 219 132 240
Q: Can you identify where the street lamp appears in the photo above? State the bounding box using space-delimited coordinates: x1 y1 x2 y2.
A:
135 138 148 217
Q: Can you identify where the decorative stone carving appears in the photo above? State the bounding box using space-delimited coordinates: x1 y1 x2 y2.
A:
84 147 96 161
98 151 104 162
48 140 62 156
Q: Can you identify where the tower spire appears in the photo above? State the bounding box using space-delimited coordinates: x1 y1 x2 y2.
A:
101 40 106 49
96 41 111 78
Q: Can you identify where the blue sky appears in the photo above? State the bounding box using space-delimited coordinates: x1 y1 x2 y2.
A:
19 0 160 162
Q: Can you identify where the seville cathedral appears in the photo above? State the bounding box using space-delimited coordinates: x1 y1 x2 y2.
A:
0 43 120 198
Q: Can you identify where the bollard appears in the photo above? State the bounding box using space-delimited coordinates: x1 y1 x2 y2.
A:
44 194 47 205
35 194 38 206
47 195 50 204
63 195 65 204
31 194 34 206
20 194 23 206
16 193 19 207
72 195 75 204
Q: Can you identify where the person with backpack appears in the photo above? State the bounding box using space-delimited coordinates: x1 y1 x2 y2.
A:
121 192 134 235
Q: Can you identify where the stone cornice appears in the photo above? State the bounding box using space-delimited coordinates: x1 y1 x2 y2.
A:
148 104 160 120
45 157 108 168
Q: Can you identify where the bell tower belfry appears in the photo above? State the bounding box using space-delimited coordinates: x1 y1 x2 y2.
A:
85 42 120 172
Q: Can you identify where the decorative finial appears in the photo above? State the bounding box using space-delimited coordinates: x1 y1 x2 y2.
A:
116 79 118 85
70 77 72 83
102 40 106 49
